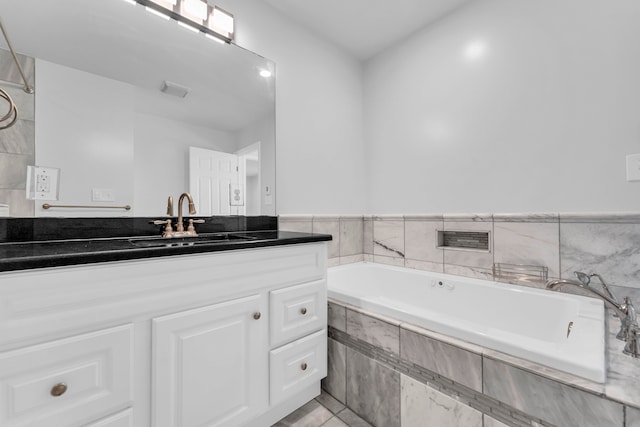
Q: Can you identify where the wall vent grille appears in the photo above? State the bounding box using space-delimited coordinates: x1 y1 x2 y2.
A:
437 230 490 251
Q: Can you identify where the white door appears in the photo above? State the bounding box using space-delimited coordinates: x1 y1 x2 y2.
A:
152 295 269 427
189 147 244 215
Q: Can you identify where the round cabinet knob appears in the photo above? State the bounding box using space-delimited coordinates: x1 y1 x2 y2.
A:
300 362 308 371
253 312 261 320
50 383 67 397
300 307 307 315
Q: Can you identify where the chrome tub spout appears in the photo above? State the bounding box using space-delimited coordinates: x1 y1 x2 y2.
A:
546 275 638 358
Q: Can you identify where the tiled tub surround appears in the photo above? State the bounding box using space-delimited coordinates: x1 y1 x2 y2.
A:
278 213 640 413
328 263 606 383
325 300 636 427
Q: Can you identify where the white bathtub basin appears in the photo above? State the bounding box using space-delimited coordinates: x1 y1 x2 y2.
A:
328 262 606 383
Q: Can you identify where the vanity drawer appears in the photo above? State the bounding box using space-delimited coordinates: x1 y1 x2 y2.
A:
270 279 326 347
0 324 133 427
270 329 327 405
86 408 133 427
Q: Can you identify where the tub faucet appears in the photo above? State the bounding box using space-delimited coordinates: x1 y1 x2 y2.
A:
546 274 638 358
574 271 618 303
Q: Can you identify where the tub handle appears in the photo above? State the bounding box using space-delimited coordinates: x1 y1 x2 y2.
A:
567 321 574 338
300 307 307 315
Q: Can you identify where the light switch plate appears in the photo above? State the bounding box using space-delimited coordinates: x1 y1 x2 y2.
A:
92 188 116 202
626 154 640 181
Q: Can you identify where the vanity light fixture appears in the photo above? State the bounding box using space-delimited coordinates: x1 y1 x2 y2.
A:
210 6 234 40
131 0 234 43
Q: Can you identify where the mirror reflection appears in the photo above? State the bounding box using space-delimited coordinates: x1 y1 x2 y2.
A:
0 0 276 217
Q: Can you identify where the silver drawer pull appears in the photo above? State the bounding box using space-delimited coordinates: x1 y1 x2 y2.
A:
51 383 67 397
300 362 308 371
253 312 261 320
300 307 307 315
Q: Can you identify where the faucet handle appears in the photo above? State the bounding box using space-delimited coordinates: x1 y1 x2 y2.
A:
151 219 174 237
623 326 639 358
166 196 174 216
186 218 205 234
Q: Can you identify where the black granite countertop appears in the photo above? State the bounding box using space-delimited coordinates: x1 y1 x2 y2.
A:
0 230 332 272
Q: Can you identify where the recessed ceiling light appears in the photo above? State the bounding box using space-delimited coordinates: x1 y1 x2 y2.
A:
259 69 272 78
464 40 487 60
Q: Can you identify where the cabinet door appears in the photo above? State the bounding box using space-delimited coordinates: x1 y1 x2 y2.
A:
0 325 133 427
152 295 268 427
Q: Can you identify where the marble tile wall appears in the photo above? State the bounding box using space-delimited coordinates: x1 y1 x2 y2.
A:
0 48 35 217
281 212 640 292
325 300 640 427
401 375 482 427
279 215 363 267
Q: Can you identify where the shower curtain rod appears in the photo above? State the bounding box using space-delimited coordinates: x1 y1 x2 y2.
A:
0 18 33 94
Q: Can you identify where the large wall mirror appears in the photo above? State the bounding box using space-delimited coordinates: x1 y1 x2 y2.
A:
0 0 275 218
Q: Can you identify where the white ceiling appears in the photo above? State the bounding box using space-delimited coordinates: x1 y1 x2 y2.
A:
262 0 474 60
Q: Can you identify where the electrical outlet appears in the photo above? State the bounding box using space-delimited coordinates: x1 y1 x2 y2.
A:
36 174 50 192
26 166 60 200
229 184 244 206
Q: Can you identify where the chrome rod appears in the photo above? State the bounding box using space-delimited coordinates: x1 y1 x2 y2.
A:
42 203 131 211
0 18 34 94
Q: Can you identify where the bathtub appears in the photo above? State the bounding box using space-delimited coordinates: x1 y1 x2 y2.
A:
327 262 606 383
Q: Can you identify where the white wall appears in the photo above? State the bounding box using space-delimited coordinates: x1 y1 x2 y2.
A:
35 59 135 217
215 0 367 214
364 0 640 213
133 112 237 216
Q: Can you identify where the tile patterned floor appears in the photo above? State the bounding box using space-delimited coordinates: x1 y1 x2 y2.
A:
272 391 373 427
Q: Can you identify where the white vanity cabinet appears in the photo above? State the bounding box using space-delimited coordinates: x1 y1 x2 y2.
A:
152 294 269 427
0 242 327 427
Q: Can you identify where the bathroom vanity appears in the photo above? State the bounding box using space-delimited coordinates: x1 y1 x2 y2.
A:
0 224 330 427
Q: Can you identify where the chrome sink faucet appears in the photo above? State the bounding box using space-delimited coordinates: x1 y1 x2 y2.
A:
546 272 638 358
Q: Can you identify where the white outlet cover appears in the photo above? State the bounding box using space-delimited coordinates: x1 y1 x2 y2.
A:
229 183 244 206
26 165 60 200
626 154 640 182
